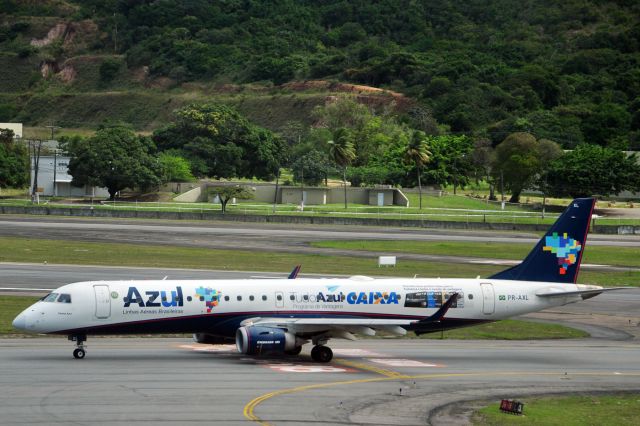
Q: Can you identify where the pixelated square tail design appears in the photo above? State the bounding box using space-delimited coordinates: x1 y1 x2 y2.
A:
195 287 221 313
542 232 582 275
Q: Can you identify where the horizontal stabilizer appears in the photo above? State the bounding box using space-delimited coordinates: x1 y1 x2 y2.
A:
536 286 632 300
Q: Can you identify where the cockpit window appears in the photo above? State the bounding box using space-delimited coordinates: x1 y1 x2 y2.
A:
57 294 72 303
42 293 58 302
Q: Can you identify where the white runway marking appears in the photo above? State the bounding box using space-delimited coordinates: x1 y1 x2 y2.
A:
179 344 236 352
333 348 387 357
367 358 443 368
264 363 353 373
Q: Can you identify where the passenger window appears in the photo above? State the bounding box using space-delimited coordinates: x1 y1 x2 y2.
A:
303 295 308 301
237 295 242 301
468 294 474 300
262 295 267 301
43 293 58 302
224 296 229 301
249 295 255 301
289 295 295 301
57 294 72 303
277 295 283 301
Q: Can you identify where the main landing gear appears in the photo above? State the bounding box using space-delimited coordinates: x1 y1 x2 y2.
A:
310 345 333 363
69 334 87 359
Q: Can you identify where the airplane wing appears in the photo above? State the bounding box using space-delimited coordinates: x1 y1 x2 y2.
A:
535 287 632 300
240 293 460 339
241 317 411 338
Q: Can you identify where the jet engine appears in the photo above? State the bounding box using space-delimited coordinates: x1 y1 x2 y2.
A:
235 326 299 355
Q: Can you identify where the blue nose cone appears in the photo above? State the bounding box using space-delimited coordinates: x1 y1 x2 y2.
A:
12 313 26 331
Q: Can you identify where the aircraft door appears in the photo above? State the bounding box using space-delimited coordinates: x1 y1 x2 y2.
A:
480 283 495 315
275 291 285 309
94 285 111 319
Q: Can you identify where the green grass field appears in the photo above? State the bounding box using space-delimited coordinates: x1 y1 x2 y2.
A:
3 191 640 225
0 296 39 334
473 394 640 425
414 319 588 340
0 236 637 288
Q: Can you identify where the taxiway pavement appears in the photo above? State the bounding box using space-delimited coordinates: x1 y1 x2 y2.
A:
1 337 638 425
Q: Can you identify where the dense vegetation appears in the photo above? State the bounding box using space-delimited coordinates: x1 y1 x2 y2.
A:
0 0 639 149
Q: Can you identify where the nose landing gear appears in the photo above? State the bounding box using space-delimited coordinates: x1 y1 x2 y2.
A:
69 334 87 359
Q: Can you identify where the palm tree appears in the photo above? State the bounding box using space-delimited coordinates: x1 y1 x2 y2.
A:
404 130 432 209
328 128 356 209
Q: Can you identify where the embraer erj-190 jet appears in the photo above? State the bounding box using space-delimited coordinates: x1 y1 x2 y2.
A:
12 198 624 362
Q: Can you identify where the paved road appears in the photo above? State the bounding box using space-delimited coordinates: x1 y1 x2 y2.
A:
0 338 638 425
1 217 639 248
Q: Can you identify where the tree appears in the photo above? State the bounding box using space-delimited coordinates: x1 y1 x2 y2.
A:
0 128 28 188
210 185 254 214
328 128 356 209
404 130 431 209
158 152 194 183
62 126 161 199
291 150 330 186
422 135 474 191
546 145 640 198
492 132 562 203
153 103 287 180
471 138 496 199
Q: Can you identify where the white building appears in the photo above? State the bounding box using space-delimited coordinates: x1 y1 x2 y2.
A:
31 155 109 198
0 123 23 138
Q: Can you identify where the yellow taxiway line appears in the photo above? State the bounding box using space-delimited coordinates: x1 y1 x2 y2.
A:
243 368 640 425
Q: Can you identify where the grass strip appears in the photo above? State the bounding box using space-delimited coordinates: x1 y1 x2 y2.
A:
0 237 637 287
473 394 640 425
312 240 640 269
418 319 588 340
0 237 501 278
0 296 39 335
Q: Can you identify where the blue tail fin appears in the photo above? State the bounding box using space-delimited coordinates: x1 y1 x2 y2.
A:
489 198 595 283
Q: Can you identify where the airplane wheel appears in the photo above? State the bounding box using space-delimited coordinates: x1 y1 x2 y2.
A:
73 348 86 359
310 345 333 363
285 346 302 356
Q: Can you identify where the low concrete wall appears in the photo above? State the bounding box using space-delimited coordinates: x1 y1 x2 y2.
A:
0 205 629 234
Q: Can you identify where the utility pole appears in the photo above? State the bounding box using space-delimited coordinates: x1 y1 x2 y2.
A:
45 124 59 142
272 167 280 214
53 149 58 197
30 139 43 203
300 165 304 211
45 124 60 197
113 12 118 53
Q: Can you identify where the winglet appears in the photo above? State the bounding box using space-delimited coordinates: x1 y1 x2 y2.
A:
288 265 302 279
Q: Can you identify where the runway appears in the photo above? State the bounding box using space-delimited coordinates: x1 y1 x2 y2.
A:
1 217 639 250
1 337 638 425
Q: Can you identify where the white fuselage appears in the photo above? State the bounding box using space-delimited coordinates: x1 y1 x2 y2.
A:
14 277 588 336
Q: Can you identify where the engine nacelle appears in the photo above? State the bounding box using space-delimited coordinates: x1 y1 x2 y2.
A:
235 326 297 355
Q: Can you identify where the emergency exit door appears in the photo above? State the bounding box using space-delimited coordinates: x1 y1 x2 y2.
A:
94 285 111 319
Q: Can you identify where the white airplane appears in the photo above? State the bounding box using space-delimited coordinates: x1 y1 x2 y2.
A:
12 198 624 362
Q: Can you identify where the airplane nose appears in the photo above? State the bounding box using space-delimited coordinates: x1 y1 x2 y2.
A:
12 313 27 331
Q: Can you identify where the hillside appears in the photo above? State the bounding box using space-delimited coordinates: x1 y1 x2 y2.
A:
0 0 639 148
